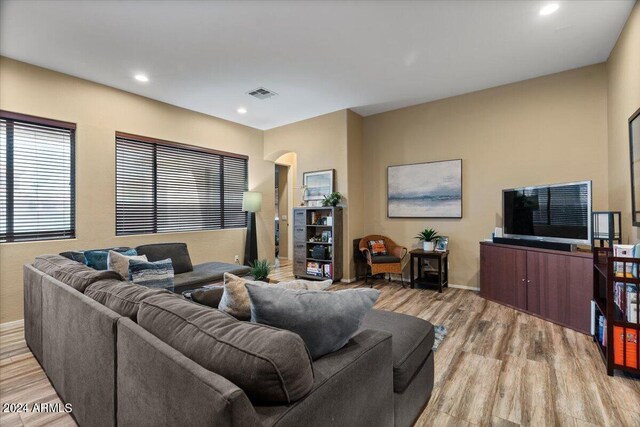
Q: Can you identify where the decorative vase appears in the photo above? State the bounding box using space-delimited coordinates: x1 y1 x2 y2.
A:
423 241 435 251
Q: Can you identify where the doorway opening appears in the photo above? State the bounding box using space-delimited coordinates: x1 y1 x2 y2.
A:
272 152 297 267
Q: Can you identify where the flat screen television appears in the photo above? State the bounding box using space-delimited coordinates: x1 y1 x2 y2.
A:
502 181 592 245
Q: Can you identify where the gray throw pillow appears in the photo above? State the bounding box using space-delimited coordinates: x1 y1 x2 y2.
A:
245 284 380 359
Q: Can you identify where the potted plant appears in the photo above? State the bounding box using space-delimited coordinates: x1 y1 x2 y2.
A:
322 191 342 207
249 259 272 283
415 228 439 251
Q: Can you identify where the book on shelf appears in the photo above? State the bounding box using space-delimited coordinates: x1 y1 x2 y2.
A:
613 244 635 277
614 326 638 369
323 263 332 279
306 261 323 277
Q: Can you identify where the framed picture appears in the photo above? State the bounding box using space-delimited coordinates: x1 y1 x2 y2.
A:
435 236 449 252
387 159 462 218
303 169 334 201
629 107 640 226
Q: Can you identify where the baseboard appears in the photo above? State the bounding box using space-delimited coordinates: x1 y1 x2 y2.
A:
339 277 357 283
449 283 480 292
0 318 24 331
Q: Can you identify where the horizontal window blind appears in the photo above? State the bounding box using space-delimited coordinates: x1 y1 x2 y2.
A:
116 133 248 235
0 113 76 243
529 184 589 227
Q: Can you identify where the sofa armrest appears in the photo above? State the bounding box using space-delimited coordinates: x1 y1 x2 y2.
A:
117 318 261 427
254 329 394 427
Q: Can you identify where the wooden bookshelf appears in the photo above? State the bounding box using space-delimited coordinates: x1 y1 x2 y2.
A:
292 206 343 281
592 247 640 376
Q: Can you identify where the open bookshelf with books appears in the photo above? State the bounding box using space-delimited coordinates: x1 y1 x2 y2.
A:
292 206 343 281
593 245 640 376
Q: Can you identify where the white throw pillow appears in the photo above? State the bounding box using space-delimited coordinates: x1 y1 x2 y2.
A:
108 250 147 278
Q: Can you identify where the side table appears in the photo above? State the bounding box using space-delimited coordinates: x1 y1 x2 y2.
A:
409 249 449 292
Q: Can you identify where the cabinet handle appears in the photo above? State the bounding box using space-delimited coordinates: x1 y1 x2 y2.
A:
527 280 531 284
521 279 525 283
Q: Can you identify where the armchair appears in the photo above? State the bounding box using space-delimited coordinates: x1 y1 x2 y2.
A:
359 235 408 287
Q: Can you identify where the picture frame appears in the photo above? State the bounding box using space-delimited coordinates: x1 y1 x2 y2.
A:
387 159 462 218
629 107 640 226
303 169 334 201
435 236 449 252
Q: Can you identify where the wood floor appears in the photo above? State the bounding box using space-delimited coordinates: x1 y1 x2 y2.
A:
1 259 639 426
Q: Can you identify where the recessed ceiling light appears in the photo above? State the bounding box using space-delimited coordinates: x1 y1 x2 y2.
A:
539 3 559 16
237 107 247 114
134 74 149 82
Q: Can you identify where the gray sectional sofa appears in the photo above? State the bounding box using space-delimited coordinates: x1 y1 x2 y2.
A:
23 253 434 427
60 242 251 292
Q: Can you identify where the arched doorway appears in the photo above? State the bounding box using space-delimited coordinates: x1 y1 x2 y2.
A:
273 152 297 264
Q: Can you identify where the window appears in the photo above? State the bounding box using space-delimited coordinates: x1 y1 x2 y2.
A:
0 111 76 243
115 132 248 235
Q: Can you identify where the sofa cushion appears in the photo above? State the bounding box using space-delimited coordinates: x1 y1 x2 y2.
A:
129 258 174 288
137 293 314 404
135 243 193 274
84 248 137 270
359 309 434 393
34 254 124 293
246 283 380 359
371 255 402 264
172 262 251 289
190 286 224 308
85 279 174 320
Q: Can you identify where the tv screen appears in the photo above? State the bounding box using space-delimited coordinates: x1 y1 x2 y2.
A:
503 181 592 244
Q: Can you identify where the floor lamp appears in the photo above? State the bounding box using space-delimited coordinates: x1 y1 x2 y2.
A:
243 191 262 266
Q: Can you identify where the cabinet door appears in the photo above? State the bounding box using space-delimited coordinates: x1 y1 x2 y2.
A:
480 245 526 308
526 251 566 320
566 256 593 333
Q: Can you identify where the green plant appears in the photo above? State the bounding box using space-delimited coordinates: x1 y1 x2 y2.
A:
249 259 272 281
415 228 439 242
322 191 342 207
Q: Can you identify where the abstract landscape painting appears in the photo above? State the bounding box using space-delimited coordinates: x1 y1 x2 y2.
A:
388 159 462 218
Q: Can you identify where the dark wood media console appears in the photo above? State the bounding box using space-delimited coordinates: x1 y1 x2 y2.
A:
480 241 593 334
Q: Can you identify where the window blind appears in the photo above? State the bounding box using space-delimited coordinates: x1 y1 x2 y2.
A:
0 112 76 243
116 133 248 235
530 184 589 227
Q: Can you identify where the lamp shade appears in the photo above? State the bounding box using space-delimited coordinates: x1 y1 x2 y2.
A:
242 191 262 213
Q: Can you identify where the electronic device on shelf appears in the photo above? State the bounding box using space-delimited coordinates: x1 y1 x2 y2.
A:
498 180 592 252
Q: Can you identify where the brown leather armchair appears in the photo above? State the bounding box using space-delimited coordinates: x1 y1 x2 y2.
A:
359 235 408 287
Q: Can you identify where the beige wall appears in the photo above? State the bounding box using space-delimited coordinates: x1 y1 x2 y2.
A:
607 2 640 243
346 110 365 276
264 110 355 279
0 57 275 323
362 64 609 288
277 164 289 258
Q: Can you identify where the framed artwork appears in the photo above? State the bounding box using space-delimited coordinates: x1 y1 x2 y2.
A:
303 169 334 201
629 107 640 226
387 159 462 218
435 236 449 252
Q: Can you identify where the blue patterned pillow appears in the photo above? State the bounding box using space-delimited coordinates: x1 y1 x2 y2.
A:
85 248 137 270
129 258 174 288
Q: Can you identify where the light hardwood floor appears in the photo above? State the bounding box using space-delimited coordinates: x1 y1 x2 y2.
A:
1 259 639 426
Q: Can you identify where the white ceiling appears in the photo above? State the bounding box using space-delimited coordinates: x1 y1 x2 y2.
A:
0 1 635 130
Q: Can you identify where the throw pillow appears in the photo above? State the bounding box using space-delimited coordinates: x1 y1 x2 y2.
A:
245 283 380 359
272 278 332 290
129 258 174 288
107 250 148 277
368 239 388 256
190 286 225 308
218 272 260 320
85 248 137 270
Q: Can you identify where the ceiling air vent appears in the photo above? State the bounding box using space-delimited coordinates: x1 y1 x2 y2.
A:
247 87 278 100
